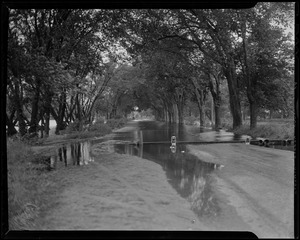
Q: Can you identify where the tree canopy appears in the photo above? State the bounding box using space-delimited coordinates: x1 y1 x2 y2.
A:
5 3 295 137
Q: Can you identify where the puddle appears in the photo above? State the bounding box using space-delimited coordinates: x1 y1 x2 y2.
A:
47 141 94 170
114 142 222 219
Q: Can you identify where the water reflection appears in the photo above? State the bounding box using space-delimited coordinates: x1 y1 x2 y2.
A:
46 121 243 219
114 142 221 219
49 141 94 170
112 121 236 219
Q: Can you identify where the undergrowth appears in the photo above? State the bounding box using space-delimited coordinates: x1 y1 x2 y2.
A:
233 123 294 139
7 139 56 229
106 118 127 129
63 121 112 140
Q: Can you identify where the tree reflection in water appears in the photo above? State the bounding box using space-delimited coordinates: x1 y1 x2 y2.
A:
115 141 221 220
49 141 94 169
163 149 221 219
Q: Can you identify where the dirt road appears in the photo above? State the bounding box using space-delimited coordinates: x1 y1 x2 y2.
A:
187 143 294 238
34 138 294 237
35 145 208 231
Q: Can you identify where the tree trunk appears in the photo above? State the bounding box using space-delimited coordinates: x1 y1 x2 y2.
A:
110 93 121 119
13 79 27 136
177 101 184 125
240 17 257 130
199 102 205 127
190 77 205 127
172 103 178 123
223 64 242 129
29 79 41 135
56 90 67 134
77 94 81 122
211 98 214 126
6 113 18 136
40 116 44 138
207 72 222 130
168 109 172 124
214 103 221 130
44 91 53 136
242 105 246 122
249 101 257 129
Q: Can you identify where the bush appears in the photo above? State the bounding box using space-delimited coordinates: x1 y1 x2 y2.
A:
221 118 233 131
95 116 106 124
65 120 84 133
233 123 294 139
184 115 199 125
88 122 112 135
63 121 113 140
106 118 127 129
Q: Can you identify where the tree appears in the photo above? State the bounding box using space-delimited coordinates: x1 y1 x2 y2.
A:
236 2 294 128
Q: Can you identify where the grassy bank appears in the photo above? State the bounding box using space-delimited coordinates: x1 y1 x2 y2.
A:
7 139 58 229
7 118 128 229
233 121 294 140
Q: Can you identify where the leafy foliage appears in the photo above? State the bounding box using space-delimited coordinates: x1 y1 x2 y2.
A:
6 5 294 136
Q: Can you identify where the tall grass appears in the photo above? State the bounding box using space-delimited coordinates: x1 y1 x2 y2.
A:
233 122 294 139
7 139 54 229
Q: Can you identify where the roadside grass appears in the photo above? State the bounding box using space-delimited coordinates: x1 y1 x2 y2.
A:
7 139 57 229
6 118 127 230
7 120 117 229
233 121 294 139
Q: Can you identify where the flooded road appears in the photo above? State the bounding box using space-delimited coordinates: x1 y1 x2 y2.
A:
47 120 243 220
112 121 236 220
45 120 294 237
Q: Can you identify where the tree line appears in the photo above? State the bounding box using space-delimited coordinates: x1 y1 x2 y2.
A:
6 3 294 137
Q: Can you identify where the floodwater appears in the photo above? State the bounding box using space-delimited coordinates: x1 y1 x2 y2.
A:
47 141 95 169
112 120 243 219
37 119 294 234
46 120 291 220
47 120 247 220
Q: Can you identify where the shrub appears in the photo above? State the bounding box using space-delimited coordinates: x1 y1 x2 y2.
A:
88 122 112 135
65 120 84 133
233 123 294 139
95 116 106 124
221 118 233 131
114 115 123 119
184 115 198 125
106 118 127 129
63 121 112 140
